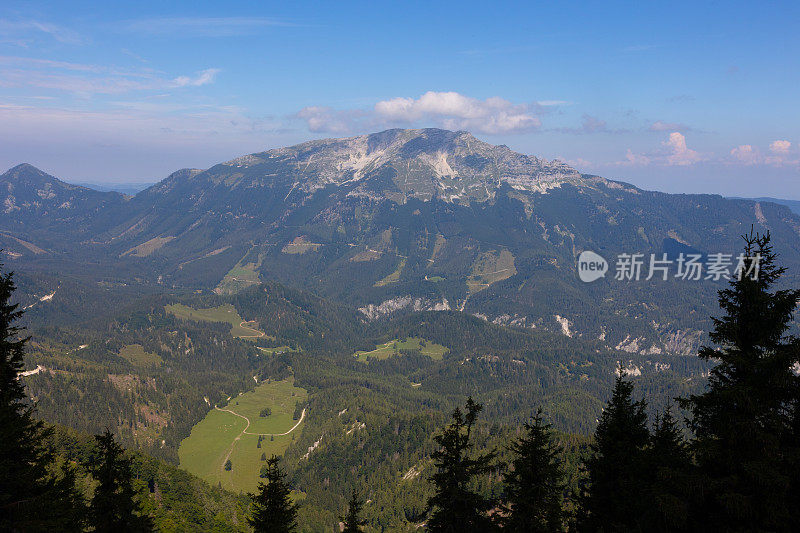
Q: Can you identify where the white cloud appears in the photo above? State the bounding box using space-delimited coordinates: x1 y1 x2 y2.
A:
770 140 791 154
172 68 220 87
664 132 702 166
612 132 702 167
729 144 760 165
726 141 797 168
373 91 541 134
764 140 798 167
294 91 543 135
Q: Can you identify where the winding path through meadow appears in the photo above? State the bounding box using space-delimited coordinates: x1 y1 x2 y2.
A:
216 406 306 472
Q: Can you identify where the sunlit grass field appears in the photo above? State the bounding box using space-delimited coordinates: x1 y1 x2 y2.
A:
354 336 448 362
164 303 265 339
178 379 307 492
118 344 162 367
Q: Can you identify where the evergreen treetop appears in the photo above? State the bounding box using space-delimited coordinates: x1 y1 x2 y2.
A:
502 408 565 533
579 372 649 531
644 406 693 532
427 397 498 532
248 455 298 533
341 489 367 533
683 230 800 529
88 429 154 532
0 265 87 531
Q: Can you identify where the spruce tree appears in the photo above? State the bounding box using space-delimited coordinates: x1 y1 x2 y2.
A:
643 407 693 532
0 265 86 531
579 372 649 531
683 230 800 529
341 489 366 533
502 408 565 532
88 429 153 532
248 455 298 533
427 397 497 532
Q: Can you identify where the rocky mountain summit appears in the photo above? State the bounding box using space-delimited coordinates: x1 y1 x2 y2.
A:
214 128 583 203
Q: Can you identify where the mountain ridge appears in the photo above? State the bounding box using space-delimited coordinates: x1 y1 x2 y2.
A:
3 128 800 358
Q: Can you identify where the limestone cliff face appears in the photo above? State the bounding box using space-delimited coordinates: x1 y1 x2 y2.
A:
217 128 584 203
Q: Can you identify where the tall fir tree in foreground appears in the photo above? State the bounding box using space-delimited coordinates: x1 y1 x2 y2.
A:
502 409 565 532
683 230 800 530
643 407 693 532
248 455 298 533
579 372 649 531
89 429 153 532
0 264 86 531
427 397 497 532
341 489 366 533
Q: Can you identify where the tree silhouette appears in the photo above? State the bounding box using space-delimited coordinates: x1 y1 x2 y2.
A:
0 264 86 531
88 429 153 532
248 455 298 532
579 372 649 531
502 408 565 532
427 397 497 532
683 230 800 529
341 489 366 533
643 406 693 532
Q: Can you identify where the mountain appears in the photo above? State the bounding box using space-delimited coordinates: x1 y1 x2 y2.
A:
9 129 796 530
0 163 127 254
729 196 800 215
4 129 800 356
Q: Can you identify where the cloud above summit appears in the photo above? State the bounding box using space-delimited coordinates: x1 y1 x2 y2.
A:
296 91 542 135
373 92 541 134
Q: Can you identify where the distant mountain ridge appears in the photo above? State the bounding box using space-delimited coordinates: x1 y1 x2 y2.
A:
74 181 156 195
3 129 800 357
729 196 800 215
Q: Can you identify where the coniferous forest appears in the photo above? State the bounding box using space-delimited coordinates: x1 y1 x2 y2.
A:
2 230 799 531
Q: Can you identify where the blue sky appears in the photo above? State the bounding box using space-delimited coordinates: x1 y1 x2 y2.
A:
1 1 798 197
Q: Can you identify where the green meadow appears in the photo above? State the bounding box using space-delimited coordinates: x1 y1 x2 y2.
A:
118 344 162 367
215 254 262 295
354 336 448 362
374 258 406 287
165 303 265 339
178 379 307 493
256 346 296 356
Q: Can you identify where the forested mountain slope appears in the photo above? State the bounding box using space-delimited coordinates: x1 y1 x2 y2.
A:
4 129 799 356
17 277 710 529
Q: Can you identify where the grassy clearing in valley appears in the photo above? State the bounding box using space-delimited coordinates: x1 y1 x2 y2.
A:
256 346 295 356
178 379 307 493
118 344 162 367
374 258 406 287
354 336 448 362
467 249 516 294
281 236 321 254
165 303 266 339
215 250 262 294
